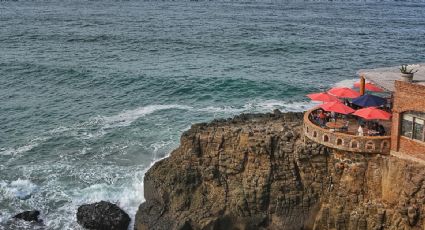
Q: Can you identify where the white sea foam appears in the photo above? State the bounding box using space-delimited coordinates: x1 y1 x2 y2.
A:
0 137 47 156
241 99 319 113
333 78 357 88
0 179 38 200
65 168 148 230
194 100 317 115
99 104 193 129
197 105 245 114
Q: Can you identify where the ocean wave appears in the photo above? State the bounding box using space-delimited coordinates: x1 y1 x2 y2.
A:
0 137 48 156
0 101 316 158
196 105 247 114
195 100 318 115
67 168 147 230
333 78 358 88
97 104 193 129
0 179 38 200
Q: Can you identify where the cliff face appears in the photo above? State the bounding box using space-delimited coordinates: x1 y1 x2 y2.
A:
135 112 425 230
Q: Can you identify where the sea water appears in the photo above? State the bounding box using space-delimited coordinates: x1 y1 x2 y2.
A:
1 0 425 229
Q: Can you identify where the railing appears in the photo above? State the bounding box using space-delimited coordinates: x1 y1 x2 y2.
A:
303 109 391 154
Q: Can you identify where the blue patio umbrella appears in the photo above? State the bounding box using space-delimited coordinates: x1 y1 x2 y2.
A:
352 94 386 107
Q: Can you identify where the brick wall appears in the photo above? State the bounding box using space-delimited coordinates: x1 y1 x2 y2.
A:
398 137 425 162
391 81 425 159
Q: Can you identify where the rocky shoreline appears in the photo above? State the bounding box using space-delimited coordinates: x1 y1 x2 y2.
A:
5 111 423 230
135 111 425 230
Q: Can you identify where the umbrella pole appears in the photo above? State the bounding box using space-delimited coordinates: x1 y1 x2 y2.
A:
360 75 366 96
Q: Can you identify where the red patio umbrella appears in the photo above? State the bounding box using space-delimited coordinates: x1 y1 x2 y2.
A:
307 92 339 103
320 101 355 114
328 87 361 98
353 107 392 120
353 82 383 92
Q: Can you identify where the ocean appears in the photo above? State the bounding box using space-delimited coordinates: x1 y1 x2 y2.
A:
1 0 424 229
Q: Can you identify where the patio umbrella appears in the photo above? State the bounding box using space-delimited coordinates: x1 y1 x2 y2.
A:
353 82 383 92
328 87 361 98
352 94 386 107
353 107 392 120
320 101 355 114
307 92 339 103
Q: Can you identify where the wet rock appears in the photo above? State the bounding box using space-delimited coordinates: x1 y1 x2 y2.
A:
13 210 42 223
77 201 130 230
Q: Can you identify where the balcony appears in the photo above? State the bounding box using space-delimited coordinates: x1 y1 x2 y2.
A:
303 109 391 154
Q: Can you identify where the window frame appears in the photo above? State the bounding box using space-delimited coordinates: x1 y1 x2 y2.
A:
401 112 425 142
413 117 424 141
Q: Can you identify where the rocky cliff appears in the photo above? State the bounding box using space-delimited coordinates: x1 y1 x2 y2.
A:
135 111 425 230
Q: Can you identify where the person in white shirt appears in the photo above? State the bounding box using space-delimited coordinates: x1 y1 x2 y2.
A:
357 125 364 136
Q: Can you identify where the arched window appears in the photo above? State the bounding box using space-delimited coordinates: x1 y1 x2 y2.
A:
336 138 343 146
366 141 375 150
350 140 359 149
381 140 389 150
313 131 318 138
323 135 329 142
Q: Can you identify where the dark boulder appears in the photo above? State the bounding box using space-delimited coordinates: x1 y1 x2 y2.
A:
13 210 42 223
77 201 130 230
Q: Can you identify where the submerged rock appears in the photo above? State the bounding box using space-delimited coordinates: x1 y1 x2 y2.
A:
13 210 42 223
77 201 130 230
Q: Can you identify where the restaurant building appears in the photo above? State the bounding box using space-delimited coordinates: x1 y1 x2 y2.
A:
359 63 425 164
303 63 425 164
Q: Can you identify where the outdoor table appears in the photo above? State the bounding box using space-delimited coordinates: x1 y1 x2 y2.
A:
325 120 345 129
366 129 380 136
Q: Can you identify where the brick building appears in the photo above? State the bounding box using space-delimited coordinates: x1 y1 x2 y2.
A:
359 64 425 164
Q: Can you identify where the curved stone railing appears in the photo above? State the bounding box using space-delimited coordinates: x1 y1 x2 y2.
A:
303 109 391 154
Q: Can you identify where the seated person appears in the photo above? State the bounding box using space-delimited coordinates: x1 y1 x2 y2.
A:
378 124 386 136
341 121 349 131
318 111 326 126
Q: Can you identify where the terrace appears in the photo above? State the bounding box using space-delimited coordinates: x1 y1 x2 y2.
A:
303 72 395 154
303 108 391 154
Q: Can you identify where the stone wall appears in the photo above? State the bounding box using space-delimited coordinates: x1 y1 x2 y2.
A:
304 110 390 154
135 111 425 230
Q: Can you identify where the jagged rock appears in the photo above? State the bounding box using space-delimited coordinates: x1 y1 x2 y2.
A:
135 111 425 230
77 201 130 230
13 210 42 223
407 206 419 226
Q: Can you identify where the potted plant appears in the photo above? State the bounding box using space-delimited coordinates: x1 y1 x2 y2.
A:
399 64 420 83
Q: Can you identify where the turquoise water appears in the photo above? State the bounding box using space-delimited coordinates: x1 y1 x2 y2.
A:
1 0 425 229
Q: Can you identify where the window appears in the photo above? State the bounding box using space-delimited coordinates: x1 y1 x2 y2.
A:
366 141 375 150
413 118 424 141
350 141 359 149
401 115 413 138
401 112 425 142
381 141 389 150
323 135 329 142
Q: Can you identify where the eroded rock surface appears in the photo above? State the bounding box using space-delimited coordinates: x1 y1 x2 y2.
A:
135 111 425 230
